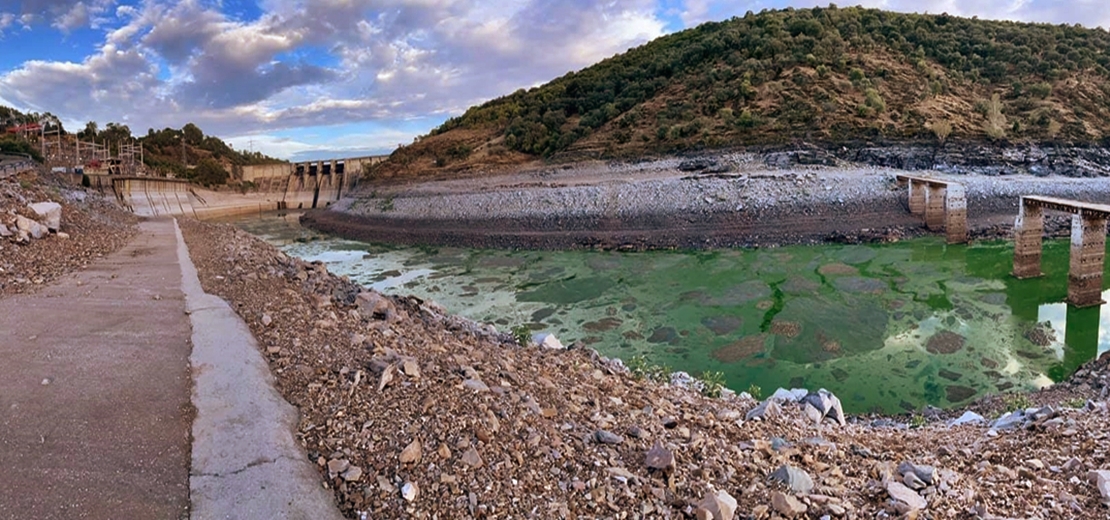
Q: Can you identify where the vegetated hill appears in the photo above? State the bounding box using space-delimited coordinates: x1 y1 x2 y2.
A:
137 124 283 185
380 6 1110 178
2 106 283 186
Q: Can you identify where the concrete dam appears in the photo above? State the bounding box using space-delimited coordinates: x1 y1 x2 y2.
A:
102 156 385 219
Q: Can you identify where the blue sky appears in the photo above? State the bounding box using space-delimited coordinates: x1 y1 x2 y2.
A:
1 1 1108 161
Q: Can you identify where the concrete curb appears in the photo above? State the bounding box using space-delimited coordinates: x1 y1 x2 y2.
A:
174 219 344 520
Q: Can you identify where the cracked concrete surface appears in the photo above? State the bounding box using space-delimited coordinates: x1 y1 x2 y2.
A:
175 219 344 520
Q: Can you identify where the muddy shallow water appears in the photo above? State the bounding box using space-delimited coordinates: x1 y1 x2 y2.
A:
228 212 1110 414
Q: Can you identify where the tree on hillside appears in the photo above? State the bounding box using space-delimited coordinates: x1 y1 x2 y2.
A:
183 123 203 145
190 158 228 187
79 121 98 140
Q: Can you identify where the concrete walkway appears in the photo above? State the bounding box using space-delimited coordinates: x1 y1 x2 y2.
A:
0 218 342 519
176 221 344 520
0 219 192 519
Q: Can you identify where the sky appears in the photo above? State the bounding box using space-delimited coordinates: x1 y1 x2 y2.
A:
0 1 1108 161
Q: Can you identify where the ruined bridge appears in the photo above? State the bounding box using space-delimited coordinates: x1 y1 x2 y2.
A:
1013 196 1110 307
894 175 1108 307
895 175 967 244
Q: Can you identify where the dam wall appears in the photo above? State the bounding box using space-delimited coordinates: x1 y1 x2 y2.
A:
108 154 386 218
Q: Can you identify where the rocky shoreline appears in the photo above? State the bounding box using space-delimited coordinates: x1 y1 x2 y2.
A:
306 158 1110 250
181 217 1110 519
10 165 1110 518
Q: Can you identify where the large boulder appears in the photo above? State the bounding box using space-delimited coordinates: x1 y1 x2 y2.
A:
28 202 62 231
15 215 48 239
802 389 846 426
355 291 398 321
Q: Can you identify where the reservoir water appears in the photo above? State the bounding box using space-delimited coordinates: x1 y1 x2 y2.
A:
227 212 1110 414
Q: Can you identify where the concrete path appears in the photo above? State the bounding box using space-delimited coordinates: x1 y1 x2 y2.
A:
0 219 192 519
176 220 344 520
0 218 342 520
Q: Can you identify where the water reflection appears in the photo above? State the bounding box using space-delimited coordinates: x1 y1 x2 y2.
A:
1037 296 1110 382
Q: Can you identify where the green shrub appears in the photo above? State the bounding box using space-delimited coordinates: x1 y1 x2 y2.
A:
1001 392 1033 412
698 371 727 398
1027 82 1052 99
511 325 531 347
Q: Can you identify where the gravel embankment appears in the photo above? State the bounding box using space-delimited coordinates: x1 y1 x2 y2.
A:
181 217 1110 519
0 170 138 297
309 159 1110 249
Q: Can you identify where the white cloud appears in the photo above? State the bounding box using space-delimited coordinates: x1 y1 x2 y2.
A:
3 0 1107 157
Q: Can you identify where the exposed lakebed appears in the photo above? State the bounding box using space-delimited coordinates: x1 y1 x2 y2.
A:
230 212 1110 414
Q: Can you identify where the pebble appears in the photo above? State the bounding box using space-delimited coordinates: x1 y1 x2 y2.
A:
463 379 490 392
462 447 483 468
593 429 623 445
771 490 808 517
886 480 927 511
645 441 674 471
402 481 418 502
770 464 815 494
400 439 421 464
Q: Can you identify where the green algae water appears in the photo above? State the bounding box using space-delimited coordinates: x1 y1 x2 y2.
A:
230 212 1110 414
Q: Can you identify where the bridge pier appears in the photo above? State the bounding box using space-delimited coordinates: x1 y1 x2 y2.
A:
924 184 946 231
944 184 968 245
1069 213 1107 307
1012 196 1110 308
1012 201 1044 279
897 175 968 244
908 180 925 216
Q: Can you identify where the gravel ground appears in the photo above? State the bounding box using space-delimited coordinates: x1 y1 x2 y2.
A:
182 217 1110 520
316 159 1110 250
0 170 138 297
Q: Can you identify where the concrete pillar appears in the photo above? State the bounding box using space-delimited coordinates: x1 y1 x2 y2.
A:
908 180 925 215
925 184 946 230
944 184 968 244
1068 213 1107 307
1012 200 1044 279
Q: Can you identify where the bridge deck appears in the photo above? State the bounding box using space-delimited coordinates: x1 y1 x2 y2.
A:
894 174 953 187
1023 195 1110 217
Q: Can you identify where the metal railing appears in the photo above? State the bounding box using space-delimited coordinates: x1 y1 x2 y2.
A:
0 154 37 178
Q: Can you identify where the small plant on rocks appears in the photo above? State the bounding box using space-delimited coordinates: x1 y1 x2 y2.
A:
698 371 727 398
511 325 531 347
1063 397 1087 409
910 413 926 428
746 383 763 400
1001 392 1034 412
628 355 671 383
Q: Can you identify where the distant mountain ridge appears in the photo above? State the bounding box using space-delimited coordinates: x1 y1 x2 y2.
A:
378 6 1110 177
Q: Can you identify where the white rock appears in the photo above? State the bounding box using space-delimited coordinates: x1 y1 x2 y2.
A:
886 481 927 511
802 389 846 426
532 332 565 350
697 489 737 520
949 411 985 426
1089 470 1110 505
28 202 62 231
0 223 10 237
402 481 419 502
768 388 809 402
15 215 47 239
